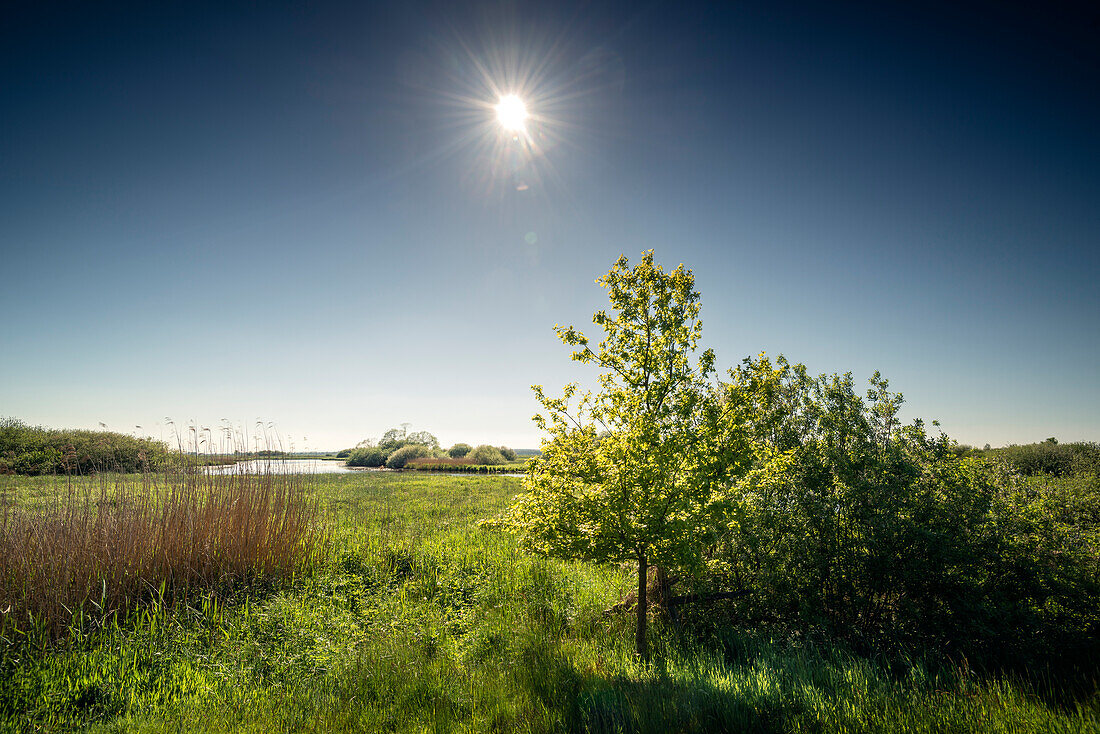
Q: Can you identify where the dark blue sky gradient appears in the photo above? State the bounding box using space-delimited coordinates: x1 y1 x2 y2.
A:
2 1 1097 449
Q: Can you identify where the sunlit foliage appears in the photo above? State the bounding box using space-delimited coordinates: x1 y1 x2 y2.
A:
490 252 747 659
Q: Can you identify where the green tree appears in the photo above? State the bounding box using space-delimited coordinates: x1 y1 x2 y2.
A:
490 252 745 659
448 443 472 458
379 427 407 450
407 431 439 450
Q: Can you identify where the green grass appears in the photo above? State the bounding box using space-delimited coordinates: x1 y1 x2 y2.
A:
1 471 1097 732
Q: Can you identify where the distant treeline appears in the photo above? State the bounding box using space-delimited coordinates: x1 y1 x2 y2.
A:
0 417 170 475
0 416 535 476
0 418 337 475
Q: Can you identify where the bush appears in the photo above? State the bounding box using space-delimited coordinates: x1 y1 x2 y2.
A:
0 417 169 475
718 431 1005 652
467 445 506 466
995 441 1100 477
448 443 472 458
346 447 386 468
335 449 353 459
498 446 517 461
12 448 62 476
385 444 431 469
694 355 1100 672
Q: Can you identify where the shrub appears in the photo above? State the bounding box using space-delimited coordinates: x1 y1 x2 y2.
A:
498 446 517 461
0 417 169 475
385 444 430 469
335 448 353 459
718 431 1004 650
694 355 1100 671
448 443 472 459
346 447 386 468
12 448 62 476
995 441 1100 477
468 445 506 466
997 442 1076 476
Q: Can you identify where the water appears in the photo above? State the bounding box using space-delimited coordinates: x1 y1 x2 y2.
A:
204 459 525 477
204 459 355 474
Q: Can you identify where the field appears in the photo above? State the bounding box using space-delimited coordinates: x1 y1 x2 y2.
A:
1 470 1098 732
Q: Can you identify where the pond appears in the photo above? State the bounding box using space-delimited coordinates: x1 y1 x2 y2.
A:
204 459 525 477
204 459 356 474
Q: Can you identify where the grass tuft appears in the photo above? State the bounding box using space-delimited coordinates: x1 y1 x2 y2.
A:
0 466 323 643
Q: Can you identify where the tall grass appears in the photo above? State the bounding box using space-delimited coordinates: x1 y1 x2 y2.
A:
0 466 323 643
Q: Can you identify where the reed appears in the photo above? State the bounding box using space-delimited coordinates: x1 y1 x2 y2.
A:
406 456 474 468
0 465 323 642
406 457 527 473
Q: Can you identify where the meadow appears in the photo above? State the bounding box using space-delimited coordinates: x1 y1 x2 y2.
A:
2 469 1097 733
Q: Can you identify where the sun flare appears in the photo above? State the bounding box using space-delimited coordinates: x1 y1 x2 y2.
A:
494 94 528 132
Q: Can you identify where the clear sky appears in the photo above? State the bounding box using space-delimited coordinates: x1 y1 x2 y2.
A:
2 1 1098 451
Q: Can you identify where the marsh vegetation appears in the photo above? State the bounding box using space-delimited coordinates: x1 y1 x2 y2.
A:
0 470 1096 732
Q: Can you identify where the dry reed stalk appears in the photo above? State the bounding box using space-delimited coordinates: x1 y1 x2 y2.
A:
0 467 322 642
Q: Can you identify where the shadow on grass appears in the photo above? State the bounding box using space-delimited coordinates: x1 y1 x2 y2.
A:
512 634 801 734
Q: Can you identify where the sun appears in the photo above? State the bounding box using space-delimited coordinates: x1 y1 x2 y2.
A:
494 94 528 132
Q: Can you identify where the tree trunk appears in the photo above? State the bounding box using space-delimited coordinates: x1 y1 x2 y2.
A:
653 566 673 607
635 551 648 661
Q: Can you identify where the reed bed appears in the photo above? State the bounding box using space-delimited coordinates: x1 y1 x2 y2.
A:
0 466 323 642
406 457 525 473
406 456 476 468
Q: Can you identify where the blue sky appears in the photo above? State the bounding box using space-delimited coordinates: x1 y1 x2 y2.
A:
2 1 1097 450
